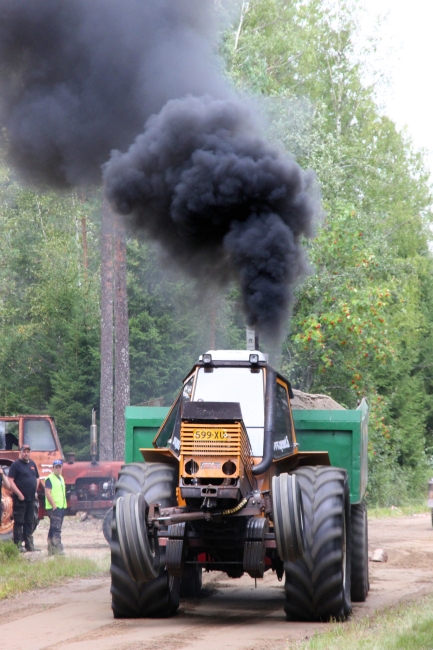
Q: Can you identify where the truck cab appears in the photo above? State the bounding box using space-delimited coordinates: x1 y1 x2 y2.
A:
0 415 63 539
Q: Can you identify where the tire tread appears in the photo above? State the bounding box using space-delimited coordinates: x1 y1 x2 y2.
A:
284 466 352 621
110 463 179 618
350 500 369 602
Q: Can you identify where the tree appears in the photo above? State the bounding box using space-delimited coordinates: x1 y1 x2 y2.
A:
224 0 433 502
99 195 114 460
113 211 130 461
0 156 101 456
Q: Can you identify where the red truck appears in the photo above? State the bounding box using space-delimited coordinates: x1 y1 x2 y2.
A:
0 413 122 541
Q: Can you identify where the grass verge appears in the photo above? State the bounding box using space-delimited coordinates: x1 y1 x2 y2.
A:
368 502 430 519
290 593 433 650
0 542 108 599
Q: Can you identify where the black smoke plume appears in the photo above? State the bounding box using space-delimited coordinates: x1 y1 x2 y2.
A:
0 0 226 187
0 0 319 341
103 96 316 339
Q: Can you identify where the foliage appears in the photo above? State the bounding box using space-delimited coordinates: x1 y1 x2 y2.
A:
0 157 245 447
127 239 245 406
0 160 101 455
224 0 433 502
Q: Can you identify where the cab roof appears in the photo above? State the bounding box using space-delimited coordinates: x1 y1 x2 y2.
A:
198 350 268 362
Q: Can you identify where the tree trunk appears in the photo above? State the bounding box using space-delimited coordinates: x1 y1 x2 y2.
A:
99 195 114 461
113 211 130 462
81 215 89 281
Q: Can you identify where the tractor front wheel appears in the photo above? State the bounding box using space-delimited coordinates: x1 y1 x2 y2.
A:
272 472 305 563
110 462 180 618
284 466 352 622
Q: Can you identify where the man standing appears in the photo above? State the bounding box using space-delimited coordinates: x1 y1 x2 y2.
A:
8 444 40 552
44 459 67 555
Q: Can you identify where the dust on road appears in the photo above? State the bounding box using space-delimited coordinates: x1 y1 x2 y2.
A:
0 513 432 650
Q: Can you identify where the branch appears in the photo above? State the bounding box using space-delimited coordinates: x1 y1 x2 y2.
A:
251 18 280 33
234 0 250 52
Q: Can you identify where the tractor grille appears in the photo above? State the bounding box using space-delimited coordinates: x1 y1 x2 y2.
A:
181 422 243 455
180 422 254 485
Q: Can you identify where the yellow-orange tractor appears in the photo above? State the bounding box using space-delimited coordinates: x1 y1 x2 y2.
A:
110 350 369 621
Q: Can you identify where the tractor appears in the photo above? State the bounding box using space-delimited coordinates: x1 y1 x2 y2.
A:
110 350 369 620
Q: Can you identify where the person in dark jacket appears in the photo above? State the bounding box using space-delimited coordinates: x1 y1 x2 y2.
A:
8 445 40 552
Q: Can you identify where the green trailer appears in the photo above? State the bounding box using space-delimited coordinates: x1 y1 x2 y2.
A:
125 402 368 504
293 402 368 504
125 406 170 463
112 350 369 621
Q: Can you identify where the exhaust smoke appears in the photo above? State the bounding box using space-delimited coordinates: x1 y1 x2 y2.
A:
0 0 319 342
103 96 317 339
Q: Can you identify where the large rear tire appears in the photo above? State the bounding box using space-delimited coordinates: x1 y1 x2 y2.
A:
350 500 369 602
284 466 352 621
110 463 180 618
179 564 202 597
102 507 112 544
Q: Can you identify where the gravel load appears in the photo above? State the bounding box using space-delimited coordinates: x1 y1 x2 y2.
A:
291 389 345 410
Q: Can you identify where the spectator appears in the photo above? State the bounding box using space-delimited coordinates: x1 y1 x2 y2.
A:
44 459 67 555
8 445 40 552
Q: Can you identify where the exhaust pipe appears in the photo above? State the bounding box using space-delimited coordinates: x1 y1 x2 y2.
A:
252 367 276 476
90 409 98 465
246 327 259 352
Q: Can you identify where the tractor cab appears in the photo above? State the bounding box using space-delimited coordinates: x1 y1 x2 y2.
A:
149 350 300 509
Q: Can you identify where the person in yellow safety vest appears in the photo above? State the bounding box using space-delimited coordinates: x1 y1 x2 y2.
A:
44 459 67 555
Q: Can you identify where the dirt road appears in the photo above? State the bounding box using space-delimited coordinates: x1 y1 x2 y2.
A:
1 513 432 650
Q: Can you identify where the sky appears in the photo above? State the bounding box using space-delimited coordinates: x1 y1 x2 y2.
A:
361 0 433 174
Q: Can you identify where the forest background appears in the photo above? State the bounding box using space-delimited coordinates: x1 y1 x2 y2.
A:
1 0 432 505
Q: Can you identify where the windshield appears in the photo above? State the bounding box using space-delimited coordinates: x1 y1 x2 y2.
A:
193 367 265 428
23 419 56 451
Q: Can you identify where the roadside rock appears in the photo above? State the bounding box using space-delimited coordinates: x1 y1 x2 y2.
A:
370 548 388 562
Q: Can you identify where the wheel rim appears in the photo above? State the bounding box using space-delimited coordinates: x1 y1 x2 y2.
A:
272 473 305 562
116 493 160 582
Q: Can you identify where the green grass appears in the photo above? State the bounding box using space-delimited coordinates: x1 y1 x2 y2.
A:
288 594 433 650
368 502 430 519
0 541 108 599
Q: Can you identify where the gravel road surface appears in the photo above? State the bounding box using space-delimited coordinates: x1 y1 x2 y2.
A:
0 512 432 650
